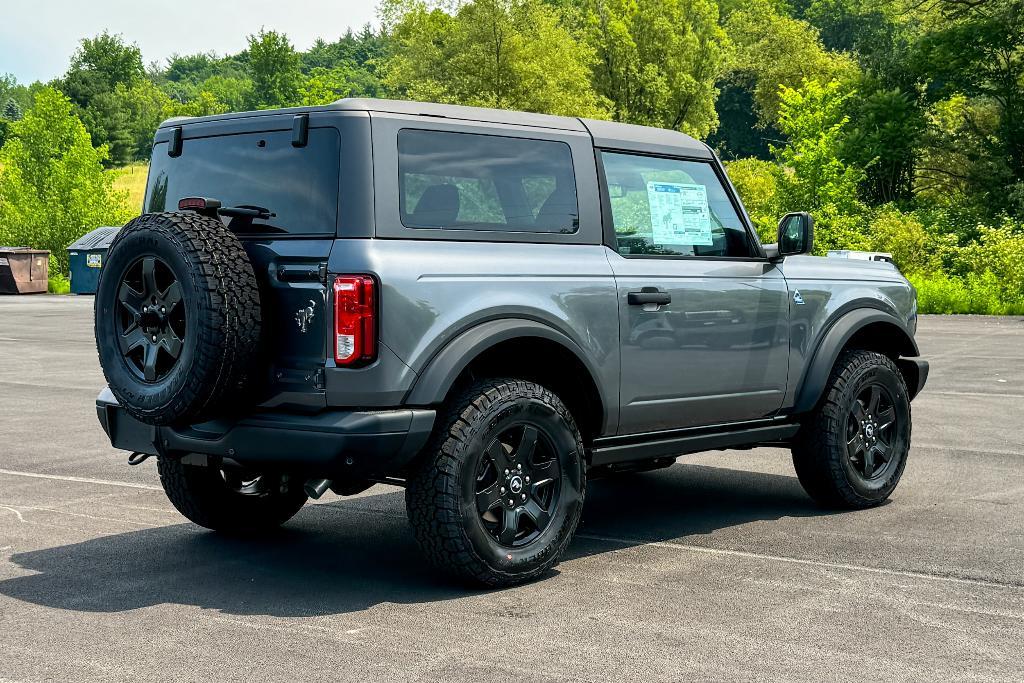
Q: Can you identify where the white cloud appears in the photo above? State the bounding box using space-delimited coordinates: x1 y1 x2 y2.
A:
0 0 381 84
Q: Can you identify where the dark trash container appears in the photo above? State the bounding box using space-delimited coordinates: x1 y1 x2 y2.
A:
68 226 121 295
0 247 50 294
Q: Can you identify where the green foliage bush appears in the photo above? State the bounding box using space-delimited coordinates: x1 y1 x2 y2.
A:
909 272 1024 316
48 274 71 295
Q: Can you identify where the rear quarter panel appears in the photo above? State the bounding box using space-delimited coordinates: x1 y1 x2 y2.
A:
325 240 619 421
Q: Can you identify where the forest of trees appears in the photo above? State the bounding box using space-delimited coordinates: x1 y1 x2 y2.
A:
1 0 1022 312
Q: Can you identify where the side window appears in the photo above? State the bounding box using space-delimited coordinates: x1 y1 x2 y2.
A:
398 129 579 234
601 151 755 257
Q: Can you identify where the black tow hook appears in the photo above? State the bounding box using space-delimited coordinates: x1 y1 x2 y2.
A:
127 452 152 466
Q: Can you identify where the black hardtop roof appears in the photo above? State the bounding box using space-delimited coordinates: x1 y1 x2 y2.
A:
159 98 712 158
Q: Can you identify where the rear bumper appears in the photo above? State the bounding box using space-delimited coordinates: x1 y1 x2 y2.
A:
95 388 435 479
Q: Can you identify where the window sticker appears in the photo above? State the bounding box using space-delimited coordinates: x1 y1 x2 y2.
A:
646 182 713 247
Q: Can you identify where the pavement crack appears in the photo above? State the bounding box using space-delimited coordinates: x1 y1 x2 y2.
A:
0 503 157 529
0 505 26 523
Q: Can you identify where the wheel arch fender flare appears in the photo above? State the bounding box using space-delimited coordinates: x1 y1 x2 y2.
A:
404 318 610 416
793 308 920 414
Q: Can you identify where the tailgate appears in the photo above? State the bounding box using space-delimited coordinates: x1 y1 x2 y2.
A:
243 239 334 411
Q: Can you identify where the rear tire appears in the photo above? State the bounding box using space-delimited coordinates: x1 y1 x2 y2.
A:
406 379 586 587
792 350 912 509
157 457 307 533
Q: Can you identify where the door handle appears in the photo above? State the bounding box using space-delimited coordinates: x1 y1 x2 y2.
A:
628 289 671 306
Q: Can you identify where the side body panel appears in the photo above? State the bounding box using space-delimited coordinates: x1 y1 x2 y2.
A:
779 255 919 412
608 253 790 433
325 240 620 432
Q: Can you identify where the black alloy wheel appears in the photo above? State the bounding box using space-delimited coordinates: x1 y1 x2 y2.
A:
791 349 912 509
406 378 586 586
475 424 562 548
846 382 898 481
116 255 186 382
95 211 261 426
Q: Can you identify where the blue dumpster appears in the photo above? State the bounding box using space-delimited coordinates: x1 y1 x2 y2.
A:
68 226 120 295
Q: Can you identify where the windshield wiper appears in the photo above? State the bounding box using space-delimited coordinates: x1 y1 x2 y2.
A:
219 205 276 220
177 198 285 233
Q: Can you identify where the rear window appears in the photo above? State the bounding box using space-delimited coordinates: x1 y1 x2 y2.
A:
146 128 341 235
398 129 579 234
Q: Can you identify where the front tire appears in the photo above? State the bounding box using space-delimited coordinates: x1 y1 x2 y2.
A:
157 457 307 533
792 350 912 509
406 379 586 587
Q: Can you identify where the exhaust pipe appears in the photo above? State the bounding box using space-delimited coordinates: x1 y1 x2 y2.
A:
304 478 333 499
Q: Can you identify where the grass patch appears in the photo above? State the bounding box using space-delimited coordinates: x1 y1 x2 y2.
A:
108 162 148 212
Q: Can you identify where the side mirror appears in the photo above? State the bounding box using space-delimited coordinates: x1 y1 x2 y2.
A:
765 212 814 260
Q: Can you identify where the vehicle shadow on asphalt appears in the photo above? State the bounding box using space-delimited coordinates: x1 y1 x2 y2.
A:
0 464 831 616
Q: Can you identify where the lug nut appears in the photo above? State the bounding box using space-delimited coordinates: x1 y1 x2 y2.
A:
517 463 522 471
151 335 157 342
508 499 514 506
521 494 526 501
500 487 506 494
525 476 530 484
504 469 509 476
160 306 165 313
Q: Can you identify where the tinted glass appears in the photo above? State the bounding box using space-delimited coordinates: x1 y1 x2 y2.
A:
146 129 340 235
601 152 754 257
398 129 579 234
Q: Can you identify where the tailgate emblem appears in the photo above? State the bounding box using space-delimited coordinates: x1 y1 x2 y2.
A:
295 300 316 333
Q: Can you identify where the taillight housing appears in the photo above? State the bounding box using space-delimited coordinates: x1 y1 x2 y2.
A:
333 275 376 366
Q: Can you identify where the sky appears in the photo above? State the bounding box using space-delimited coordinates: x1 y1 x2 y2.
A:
0 0 381 84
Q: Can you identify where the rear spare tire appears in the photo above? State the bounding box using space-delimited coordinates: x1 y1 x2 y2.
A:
95 212 261 426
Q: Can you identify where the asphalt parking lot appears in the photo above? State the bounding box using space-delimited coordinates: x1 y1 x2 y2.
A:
1 296 1022 682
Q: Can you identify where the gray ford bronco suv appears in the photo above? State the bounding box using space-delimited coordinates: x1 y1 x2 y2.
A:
95 98 928 586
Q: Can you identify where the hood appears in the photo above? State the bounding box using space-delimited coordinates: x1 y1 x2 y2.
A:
779 254 906 283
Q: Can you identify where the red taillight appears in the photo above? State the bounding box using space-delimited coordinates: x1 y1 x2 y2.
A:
177 197 221 211
333 275 376 366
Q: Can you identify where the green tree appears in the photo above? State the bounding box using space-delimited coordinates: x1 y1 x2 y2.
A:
843 86 926 205
581 0 728 136
724 0 858 127
246 29 302 108
197 75 254 112
58 32 147 164
64 32 145 95
0 88 133 273
382 0 607 117
724 157 781 241
802 0 921 91
914 0 1024 216
165 52 221 84
77 90 134 165
300 66 359 105
4 99 22 120
772 80 868 250
115 80 182 160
